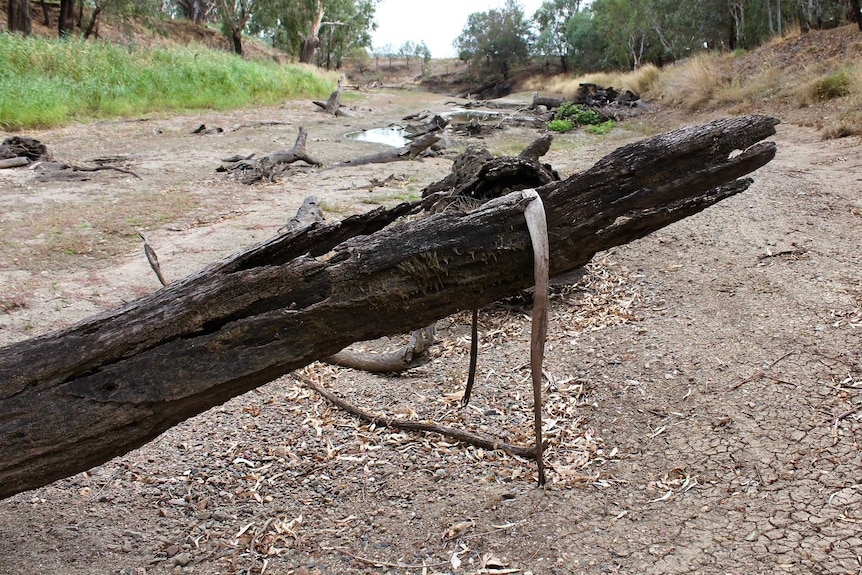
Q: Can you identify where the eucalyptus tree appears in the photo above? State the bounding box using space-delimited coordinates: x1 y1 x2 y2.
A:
249 0 377 64
316 0 377 69
533 0 581 72
454 0 534 80
176 0 215 24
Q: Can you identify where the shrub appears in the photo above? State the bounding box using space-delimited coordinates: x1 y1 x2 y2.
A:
555 102 602 125
547 118 575 132
810 69 851 101
586 120 615 135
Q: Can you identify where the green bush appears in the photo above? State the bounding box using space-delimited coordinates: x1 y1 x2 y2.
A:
546 101 606 132
547 118 575 132
586 120 615 135
555 102 602 125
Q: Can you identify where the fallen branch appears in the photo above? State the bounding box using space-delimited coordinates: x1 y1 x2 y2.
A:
328 132 439 169
0 157 28 169
296 373 537 459
219 127 322 183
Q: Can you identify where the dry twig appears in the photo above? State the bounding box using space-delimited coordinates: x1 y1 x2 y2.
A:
327 546 448 569
295 373 537 459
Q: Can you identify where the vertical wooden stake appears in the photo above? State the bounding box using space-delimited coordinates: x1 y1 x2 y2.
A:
522 190 550 486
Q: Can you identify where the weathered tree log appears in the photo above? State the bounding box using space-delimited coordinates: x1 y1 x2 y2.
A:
326 325 437 373
0 115 779 499
403 114 449 139
279 196 438 373
0 157 29 169
312 74 347 116
0 136 48 161
219 127 322 183
531 93 566 110
329 133 440 169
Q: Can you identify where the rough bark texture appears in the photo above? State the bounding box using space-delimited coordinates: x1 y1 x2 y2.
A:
58 0 74 36
8 0 32 34
0 115 779 500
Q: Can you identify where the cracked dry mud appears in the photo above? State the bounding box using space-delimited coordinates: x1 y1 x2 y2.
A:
0 89 860 575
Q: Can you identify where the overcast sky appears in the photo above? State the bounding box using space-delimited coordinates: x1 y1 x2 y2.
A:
371 0 546 59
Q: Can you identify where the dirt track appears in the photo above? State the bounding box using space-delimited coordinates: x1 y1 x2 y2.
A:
0 90 860 574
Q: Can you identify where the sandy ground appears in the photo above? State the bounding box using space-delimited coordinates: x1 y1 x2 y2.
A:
0 89 860 575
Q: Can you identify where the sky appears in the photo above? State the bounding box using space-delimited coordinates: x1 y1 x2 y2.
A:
371 0 546 59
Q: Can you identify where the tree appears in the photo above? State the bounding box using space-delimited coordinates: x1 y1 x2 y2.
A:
398 39 416 70
248 0 377 65
317 0 377 69
7 0 32 34
176 0 214 24
533 0 581 72
454 0 534 80
216 0 255 55
415 40 432 75
58 0 75 36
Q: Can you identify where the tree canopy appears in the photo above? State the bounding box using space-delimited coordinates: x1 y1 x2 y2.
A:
7 0 858 71
454 0 534 80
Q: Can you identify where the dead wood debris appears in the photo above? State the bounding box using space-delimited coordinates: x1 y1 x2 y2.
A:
31 158 141 182
140 233 167 286
218 127 322 184
295 371 537 459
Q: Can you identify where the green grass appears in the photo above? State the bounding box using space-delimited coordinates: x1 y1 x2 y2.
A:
0 33 334 130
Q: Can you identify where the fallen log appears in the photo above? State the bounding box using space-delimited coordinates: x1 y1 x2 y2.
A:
403 114 449 139
0 157 29 169
0 115 779 499
219 127 322 183
312 74 347 117
0 136 48 162
328 132 440 169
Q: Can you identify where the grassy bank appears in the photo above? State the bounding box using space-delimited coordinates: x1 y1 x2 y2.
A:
0 33 334 130
524 25 862 138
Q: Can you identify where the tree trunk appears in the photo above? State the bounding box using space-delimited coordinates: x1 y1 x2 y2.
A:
850 0 862 30
8 0 32 34
39 0 50 26
82 5 101 39
0 115 779 500
58 0 75 36
299 0 325 64
230 26 243 56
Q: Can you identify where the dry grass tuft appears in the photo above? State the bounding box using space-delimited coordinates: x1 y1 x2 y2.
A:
656 53 734 110
525 64 662 100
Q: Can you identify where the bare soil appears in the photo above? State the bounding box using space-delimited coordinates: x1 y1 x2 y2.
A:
0 86 860 575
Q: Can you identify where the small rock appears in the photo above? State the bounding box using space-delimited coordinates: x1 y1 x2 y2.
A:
171 552 192 567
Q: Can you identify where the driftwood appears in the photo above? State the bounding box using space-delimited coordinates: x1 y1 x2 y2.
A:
0 157 29 169
313 74 348 117
219 127 322 184
326 325 437 373
0 115 779 499
32 160 141 182
532 84 641 111
0 136 48 162
403 114 449 139
329 133 440 169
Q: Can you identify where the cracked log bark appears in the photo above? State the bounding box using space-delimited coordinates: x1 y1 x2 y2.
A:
0 115 779 499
